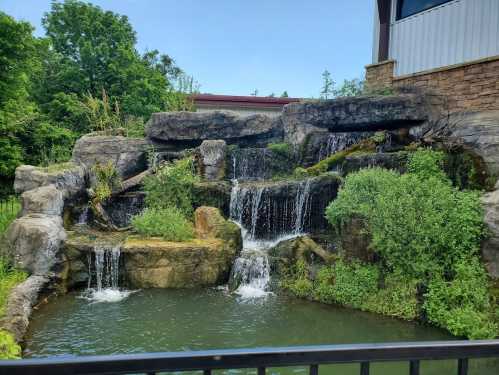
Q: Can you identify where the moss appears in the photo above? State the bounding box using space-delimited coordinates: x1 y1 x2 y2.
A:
444 149 493 191
298 135 381 177
0 330 21 359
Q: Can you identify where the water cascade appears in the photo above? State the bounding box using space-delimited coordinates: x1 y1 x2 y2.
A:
229 164 316 298
85 245 131 303
231 148 271 181
317 132 374 162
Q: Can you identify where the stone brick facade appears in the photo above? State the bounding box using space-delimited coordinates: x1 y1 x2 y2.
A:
365 56 499 112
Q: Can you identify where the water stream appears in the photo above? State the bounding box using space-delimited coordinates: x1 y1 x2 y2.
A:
83 245 132 303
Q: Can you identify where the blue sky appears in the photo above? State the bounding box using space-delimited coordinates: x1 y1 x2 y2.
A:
0 0 374 98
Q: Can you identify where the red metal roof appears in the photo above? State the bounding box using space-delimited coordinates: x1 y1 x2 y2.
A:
191 94 301 108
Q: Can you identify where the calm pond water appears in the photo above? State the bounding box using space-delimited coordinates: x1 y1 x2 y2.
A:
24 288 499 374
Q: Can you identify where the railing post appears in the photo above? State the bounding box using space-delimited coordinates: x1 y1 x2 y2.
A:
409 360 420 375
310 364 319 375
360 361 370 375
258 366 266 375
458 358 468 375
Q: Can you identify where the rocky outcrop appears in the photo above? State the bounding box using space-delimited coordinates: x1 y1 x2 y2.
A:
146 111 283 148
21 185 64 217
424 110 499 183
6 215 66 276
482 186 499 279
282 94 431 144
103 191 145 228
197 140 226 180
14 163 85 196
72 134 149 180
193 181 232 216
1 275 49 342
269 235 332 274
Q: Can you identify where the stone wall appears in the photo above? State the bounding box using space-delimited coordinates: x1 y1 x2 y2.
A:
365 56 499 113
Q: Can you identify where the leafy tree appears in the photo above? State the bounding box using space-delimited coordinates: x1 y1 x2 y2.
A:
320 69 335 99
280 91 289 98
250 89 259 96
334 78 364 97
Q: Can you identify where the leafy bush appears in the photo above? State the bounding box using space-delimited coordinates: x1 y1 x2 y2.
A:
424 259 497 339
0 258 27 317
143 157 199 217
321 149 494 338
314 259 379 309
267 143 293 158
131 207 194 241
0 330 21 359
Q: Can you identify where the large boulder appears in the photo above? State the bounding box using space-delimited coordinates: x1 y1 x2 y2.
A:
424 110 499 183
282 94 431 144
197 140 226 180
21 184 64 216
269 235 332 274
6 215 66 276
72 134 149 180
146 111 283 147
14 163 85 196
192 181 232 216
2 275 49 342
482 187 499 279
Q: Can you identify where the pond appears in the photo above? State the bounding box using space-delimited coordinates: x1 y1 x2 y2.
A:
24 288 499 375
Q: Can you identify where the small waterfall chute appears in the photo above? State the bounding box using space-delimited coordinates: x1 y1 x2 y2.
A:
84 245 132 303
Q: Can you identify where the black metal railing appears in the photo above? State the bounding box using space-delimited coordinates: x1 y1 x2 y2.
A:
2 340 499 375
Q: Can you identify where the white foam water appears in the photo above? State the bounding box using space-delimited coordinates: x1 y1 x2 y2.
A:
84 245 133 303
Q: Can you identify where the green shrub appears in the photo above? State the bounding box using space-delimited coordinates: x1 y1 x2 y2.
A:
0 330 21 359
424 259 497 339
143 157 199 216
131 207 194 241
315 259 379 309
322 149 493 338
267 143 293 158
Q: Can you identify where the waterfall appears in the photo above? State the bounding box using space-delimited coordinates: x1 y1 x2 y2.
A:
294 179 312 235
231 148 270 181
76 207 89 225
228 178 314 298
317 132 373 162
84 245 131 303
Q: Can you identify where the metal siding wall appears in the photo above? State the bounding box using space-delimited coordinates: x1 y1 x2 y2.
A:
389 0 499 76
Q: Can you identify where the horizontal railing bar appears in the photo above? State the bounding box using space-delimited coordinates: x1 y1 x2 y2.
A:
1 340 499 375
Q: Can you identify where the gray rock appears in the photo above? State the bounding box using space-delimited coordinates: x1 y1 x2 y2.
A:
424 110 499 181
481 189 499 279
339 152 410 176
14 163 85 196
72 134 149 180
2 275 49 342
198 140 226 180
146 111 282 147
282 94 431 144
21 185 64 216
6 214 66 276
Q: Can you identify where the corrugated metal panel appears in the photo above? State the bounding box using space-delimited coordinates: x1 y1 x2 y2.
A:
389 0 499 76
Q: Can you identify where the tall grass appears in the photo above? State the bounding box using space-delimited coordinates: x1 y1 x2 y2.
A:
0 197 20 236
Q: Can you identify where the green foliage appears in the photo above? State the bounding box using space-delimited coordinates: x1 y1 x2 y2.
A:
334 78 365 98
315 259 379 309
143 158 199 217
267 143 293 158
320 70 335 99
0 197 20 236
321 149 494 338
0 330 21 359
0 258 27 317
424 259 497 339
91 162 121 204
131 207 194 241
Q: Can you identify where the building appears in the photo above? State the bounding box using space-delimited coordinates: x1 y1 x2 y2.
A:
191 94 301 117
366 0 499 112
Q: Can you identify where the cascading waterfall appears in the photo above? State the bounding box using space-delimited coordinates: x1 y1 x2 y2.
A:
229 169 314 298
317 132 373 162
84 245 131 303
76 206 89 225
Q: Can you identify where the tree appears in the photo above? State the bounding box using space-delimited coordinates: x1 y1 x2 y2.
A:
334 78 364 97
280 91 289 98
40 0 182 119
251 89 259 96
320 69 335 99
